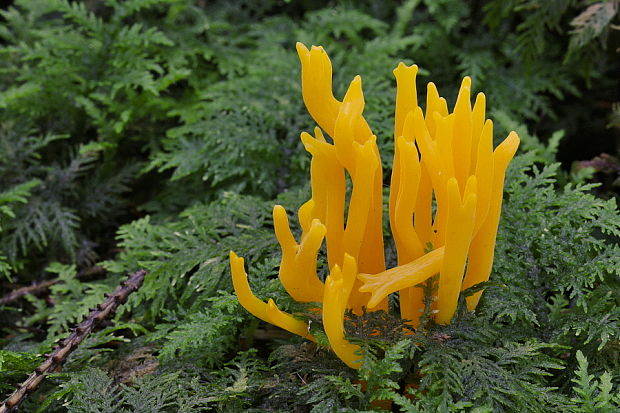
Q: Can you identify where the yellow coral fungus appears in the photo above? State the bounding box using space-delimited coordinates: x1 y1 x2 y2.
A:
229 43 519 369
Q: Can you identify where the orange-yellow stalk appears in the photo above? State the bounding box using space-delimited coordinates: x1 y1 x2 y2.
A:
230 251 316 342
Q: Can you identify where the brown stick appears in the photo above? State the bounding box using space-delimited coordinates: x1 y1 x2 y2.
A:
0 266 106 306
0 269 147 413
0 280 60 306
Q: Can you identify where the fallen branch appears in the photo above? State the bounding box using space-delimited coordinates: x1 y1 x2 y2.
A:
0 280 60 306
0 269 147 413
0 266 106 306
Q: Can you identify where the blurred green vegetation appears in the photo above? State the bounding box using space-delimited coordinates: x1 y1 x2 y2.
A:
0 0 619 411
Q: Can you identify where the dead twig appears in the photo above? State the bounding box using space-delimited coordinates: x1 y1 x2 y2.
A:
0 280 60 306
0 269 147 413
0 266 106 306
